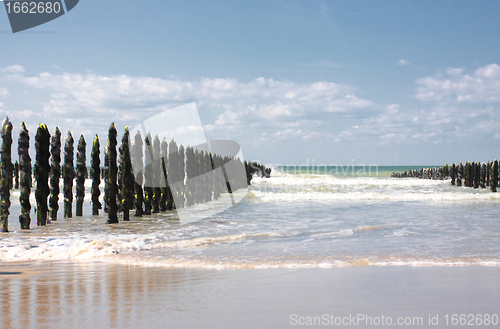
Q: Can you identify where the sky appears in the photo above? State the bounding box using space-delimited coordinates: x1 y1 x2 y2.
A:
0 0 500 166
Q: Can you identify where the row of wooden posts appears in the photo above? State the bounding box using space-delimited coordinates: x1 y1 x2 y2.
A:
391 161 500 192
0 118 270 233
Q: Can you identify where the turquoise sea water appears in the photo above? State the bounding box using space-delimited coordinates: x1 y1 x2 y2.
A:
1 166 499 267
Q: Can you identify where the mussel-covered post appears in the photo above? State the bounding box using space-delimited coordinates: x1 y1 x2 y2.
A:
152 136 161 214
480 163 486 188
178 144 186 208
35 124 50 226
457 162 463 187
119 127 134 221
106 123 119 224
49 127 61 220
91 135 101 215
132 131 144 216
18 122 31 229
160 138 170 211
143 133 153 215
491 160 498 193
76 135 87 216
450 163 456 186
63 132 74 218
0 117 13 232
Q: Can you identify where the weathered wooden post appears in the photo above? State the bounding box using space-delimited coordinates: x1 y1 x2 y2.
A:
91 135 101 216
185 146 195 206
106 123 119 224
76 135 86 216
491 160 498 192
178 144 186 208
152 136 161 214
0 117 13 232
473 162 479 189
103 142 109 213
480 163 486 188
35 124 50 226
18 122 31 230
160 138 171 211
167 139 178 209
63 132 74 218
204 151 213 202
487 161 491 187
450 163 456 185
457 162 463 186
118 127 134 221
143 133 153 215
132 131 144 216
49 127 61 220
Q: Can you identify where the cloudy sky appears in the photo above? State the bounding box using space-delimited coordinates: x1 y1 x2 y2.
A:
1 0 500 165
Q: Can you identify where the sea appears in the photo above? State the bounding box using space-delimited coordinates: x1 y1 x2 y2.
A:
1 165 500 268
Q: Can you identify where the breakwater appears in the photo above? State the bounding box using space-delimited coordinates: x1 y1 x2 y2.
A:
391 161 499 192
0 118 270 232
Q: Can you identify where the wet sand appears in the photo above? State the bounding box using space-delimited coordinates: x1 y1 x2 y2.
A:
1 262 499 328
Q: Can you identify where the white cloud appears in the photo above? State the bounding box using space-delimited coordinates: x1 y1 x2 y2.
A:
0 87 9 96
397 59 410 66
416 63 500 103
5 70 374 143
1 65 25 74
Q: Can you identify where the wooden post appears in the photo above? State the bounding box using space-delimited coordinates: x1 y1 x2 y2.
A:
106 123 119 224
0 117 13 232
91 135 102 216
152 136 161 214
75 135 86 216
480 163 486 188
63 132 74 218
450 163 456 185
132 131 144 216
18 122 31 230
143 133 153 215
491 160 498 193
118 127 134 221
35 124 50 226
49 127 61 220
457 162 463 186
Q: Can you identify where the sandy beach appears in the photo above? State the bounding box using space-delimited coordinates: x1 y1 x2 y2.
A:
1 262 499 329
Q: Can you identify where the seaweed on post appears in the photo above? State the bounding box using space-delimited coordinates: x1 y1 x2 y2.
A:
76 135 87 216
49 127 61 220
91 135 102 216
132 131 144 216
143 133 153 215
152 135 161 213
35 124 50 226
18 122 31 229
491 160 498 193
103 142 109 213
63 132 75 218
119 127 134 221
106 123 119 224
160 138 169 211
0 117 13 232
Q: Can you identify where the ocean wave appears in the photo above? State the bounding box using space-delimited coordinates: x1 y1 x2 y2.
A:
251 190 500 202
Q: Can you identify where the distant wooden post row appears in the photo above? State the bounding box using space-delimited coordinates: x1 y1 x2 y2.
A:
391 160 500 193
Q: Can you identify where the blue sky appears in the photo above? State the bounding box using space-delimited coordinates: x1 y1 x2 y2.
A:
0 0 500 165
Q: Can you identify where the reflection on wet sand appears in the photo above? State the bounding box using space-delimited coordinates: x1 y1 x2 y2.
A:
0 261 219 329
2 262 500 329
